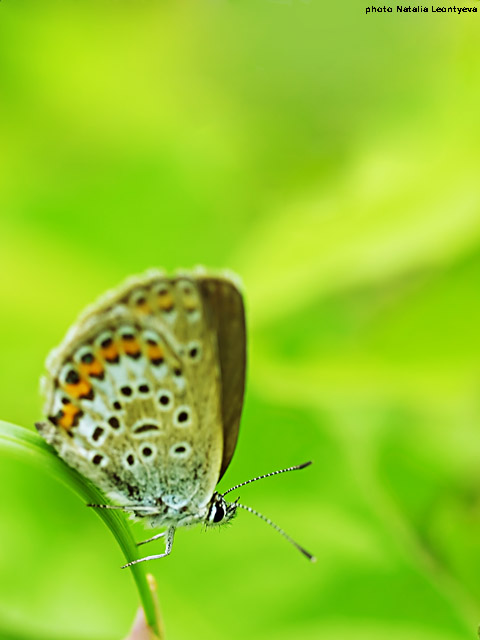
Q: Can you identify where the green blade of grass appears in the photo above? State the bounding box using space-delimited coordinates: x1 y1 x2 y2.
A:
0 420 162 640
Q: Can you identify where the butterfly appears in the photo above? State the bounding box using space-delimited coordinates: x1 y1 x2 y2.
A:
36 268 315 566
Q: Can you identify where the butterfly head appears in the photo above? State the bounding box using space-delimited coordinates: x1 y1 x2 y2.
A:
206 493 238 526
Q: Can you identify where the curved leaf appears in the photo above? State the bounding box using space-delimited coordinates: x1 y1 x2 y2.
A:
0 421 162 640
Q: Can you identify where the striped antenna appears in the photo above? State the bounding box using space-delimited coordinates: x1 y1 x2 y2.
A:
236 502 316 562
221 462 312 497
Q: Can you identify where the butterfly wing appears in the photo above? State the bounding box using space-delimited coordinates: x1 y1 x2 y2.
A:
196 275 246 479
37 270 243 518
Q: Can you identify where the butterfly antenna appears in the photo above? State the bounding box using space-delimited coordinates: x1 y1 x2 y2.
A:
221 461 312 497
236 502 316 562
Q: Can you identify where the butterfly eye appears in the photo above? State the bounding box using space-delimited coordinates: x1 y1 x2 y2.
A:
212 505 225 523
207 495 229 525
213 506 225 522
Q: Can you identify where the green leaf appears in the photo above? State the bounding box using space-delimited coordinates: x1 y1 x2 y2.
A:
0 421 162 640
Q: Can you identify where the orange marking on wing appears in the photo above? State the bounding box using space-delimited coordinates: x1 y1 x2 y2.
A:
183 293 199 311
147 343 164 362
100 342 119 362
79 358 104 378
135 300 151 314
157 292 174 311
121 337 141 357
58 403 81 430
63 378 92 399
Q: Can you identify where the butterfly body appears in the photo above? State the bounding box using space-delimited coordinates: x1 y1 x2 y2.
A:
37 269 245 533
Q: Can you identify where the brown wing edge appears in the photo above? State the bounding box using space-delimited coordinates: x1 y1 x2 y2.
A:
197 276 247 480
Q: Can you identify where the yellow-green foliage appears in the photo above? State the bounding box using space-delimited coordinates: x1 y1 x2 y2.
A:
0 2 479 639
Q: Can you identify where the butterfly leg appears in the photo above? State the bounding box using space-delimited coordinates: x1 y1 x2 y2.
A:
137 531 167 547
121 526 175 568
86 503 159 514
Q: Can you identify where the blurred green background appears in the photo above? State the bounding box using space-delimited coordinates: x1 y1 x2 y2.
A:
1 1 480 639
